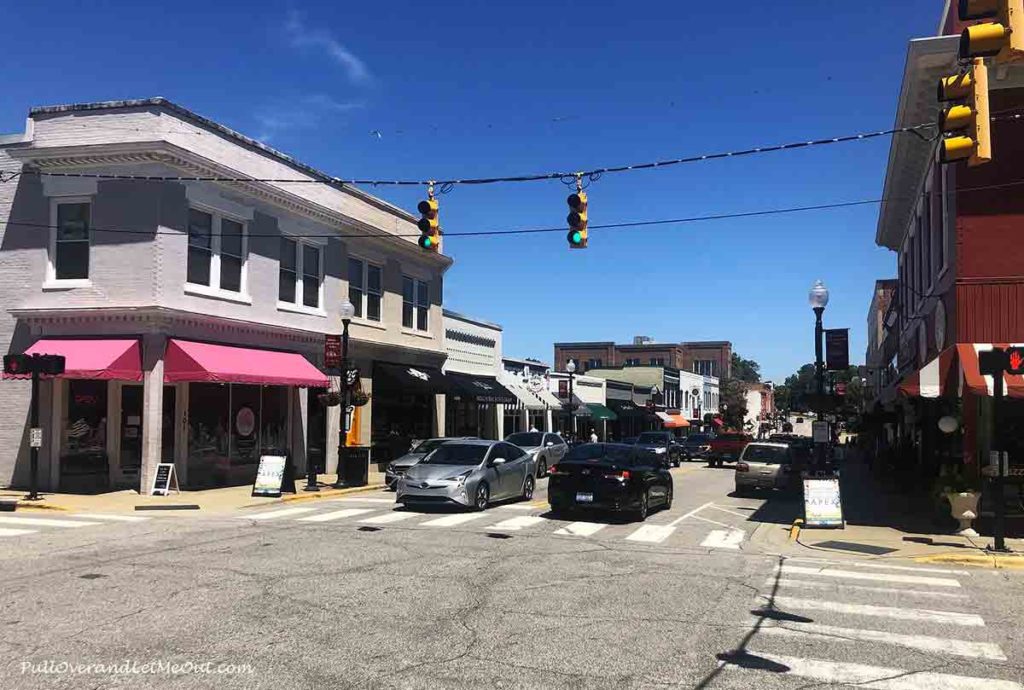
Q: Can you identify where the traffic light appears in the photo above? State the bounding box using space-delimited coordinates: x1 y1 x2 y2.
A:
566 191 588 249
3 354 30 376
957 0 1024 62
937 59 991 166
417 196 440 252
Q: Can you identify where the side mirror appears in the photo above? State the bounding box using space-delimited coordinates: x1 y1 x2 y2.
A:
491 457 506 466
545 442 554 447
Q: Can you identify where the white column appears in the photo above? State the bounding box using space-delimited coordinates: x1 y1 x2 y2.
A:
495 405 505 440
139 334 166 495
521 406 529 432
433 393 446 437
292 387 309 473
545 408 553 432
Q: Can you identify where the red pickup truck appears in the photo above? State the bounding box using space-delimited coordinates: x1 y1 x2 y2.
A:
707 433 752 467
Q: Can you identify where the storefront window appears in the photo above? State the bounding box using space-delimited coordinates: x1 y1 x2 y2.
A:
187 383 230 489
260 386 289 452
231 385 260 470
64 380 108 456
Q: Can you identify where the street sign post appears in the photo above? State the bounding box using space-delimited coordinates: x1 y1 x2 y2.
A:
978 346 1012 552
3 353 67 500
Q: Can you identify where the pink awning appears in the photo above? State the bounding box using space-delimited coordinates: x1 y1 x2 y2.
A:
163 339 327 388
2 339 142 381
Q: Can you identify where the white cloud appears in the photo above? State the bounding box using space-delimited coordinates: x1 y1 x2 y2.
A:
285 11 370 84
253 93 364 143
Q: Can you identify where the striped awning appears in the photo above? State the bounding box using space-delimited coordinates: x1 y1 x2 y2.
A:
898 343 1024 399
503 382 545 411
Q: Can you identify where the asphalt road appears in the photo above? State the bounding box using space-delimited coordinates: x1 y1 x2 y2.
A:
1 464 1023 689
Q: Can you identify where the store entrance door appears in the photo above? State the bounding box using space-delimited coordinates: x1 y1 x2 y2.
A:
118 385 143 487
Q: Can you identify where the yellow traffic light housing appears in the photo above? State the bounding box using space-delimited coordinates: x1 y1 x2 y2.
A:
566 191 588 249
417 194 441 252
958 0 1024 62
937 59 991 166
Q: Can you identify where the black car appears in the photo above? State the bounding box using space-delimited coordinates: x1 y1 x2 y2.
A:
679 433 712 460
547 443 673 521
634 431 684 467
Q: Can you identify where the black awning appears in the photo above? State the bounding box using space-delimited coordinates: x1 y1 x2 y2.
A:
374 362 449 396
445 373 517 405
607 399 643 416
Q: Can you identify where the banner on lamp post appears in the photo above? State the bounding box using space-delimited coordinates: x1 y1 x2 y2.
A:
825 328 849 371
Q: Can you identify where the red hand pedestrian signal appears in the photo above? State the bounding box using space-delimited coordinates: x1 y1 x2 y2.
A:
1008 348 1024 374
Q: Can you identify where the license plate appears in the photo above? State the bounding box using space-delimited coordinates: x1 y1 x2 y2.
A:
576 492 594 503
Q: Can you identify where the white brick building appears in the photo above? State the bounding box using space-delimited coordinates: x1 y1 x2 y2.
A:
0 98 452 494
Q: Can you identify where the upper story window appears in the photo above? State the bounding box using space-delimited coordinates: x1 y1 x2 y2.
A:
279 237 323 309
187 208 247 294
624 358 641 367
650 357 665 366
402 276 429 331
693 360 715 376
587 358 603 369
348 258 382 321
51 200 91 282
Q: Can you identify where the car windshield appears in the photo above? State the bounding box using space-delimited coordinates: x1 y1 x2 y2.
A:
637 433 668 445
419 444 488 466
687 435 710 443
563 444 607 462
506 432 543 447
743 445 790 464
411 439 446 454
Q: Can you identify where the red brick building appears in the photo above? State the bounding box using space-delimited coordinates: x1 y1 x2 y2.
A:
553 339 731 378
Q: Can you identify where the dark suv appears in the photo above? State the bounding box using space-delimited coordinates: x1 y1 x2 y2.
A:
635 431 684 467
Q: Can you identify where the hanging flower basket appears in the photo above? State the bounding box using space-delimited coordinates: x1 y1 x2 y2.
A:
352 390 371 407
318 391 342 407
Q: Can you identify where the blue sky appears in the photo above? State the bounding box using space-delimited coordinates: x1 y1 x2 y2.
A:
1 1 943 381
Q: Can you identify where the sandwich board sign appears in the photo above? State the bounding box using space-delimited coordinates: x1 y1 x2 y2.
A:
803 477 843 528
252 454 296 497
151 463 179 496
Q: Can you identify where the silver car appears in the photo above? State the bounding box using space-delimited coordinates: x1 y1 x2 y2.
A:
734 442 796 496
385 437 475 489
504 431 568 478
397 440 534 510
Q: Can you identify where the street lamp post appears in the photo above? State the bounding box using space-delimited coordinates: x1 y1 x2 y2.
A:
809 279 830 474
332 300 356 489
566 359 577 438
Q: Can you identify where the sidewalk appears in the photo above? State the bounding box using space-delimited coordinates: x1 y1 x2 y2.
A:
750 454 1024 568
0 470 387 515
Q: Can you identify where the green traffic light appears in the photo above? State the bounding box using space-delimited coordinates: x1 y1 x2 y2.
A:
570 231 581 244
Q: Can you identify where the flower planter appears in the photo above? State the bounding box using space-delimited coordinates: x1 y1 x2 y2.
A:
945 491 980 537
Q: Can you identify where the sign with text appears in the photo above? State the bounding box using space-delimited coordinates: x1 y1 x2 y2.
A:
29 427 42 448
812 420 830 444
151 463 179 496
825 329 849 371
803 478 843 527
558 380 568 398
252 455 288 497
324 335 342 371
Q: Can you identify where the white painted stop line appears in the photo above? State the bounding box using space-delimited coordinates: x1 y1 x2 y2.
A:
297 508 374 523
701 529 744 549
488 516 546 531
241 507 319 521
69 513 150 522
418 513 487 528
554 522 607 537
358 512 419 525
721 650 1023 690
0 516 100 528
625 524 676 543
0 527 36 537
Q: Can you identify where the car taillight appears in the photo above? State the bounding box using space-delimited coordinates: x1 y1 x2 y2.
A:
736 462 749 472
548 465 568 476
603 470 630 480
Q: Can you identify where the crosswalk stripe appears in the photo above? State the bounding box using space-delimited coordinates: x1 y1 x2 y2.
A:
720 650 1023 689
761 595 985 627
766 578 969 600
419 513 487 528
488 516 546 531
784 556 970 576
327 497 396 504
68 513 150 522
554 522 607 537
777 565 961 588
625 524 676 544
297 508 375 523
701 529 744 549
0 516 100 528
0 527 36 537
242 507 319 521
756 619 1007 660
495 504 534 511
358 512 418 525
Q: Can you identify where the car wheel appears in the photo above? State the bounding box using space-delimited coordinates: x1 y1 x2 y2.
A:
522 475 535 501
536 459 547 479
664 485 673 510
474 482 490 511
635 490 650 522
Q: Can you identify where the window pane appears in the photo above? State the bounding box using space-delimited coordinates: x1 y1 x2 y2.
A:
367 264 381 293
416 305 428 331
55 242 89 280
403 303 414 329
221 255 242 293
402 276 414 303
279 268 296 303
303 274 319 308
348 258 364 289
221 219 243 258
367 293 381 321
349 285 364 318
57 203 90 241
280 238 297 271
187 246 211 285
187 209 212 248
303 245 319 279
417 280 429 307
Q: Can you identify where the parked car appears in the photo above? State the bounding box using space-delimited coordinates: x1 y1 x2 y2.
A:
707 433 752 467
733 442 799 496
634 431 684 467
504 431 568 478
396 440 534 510
384 437 475 490
547 443 673 521
679 433 712 460
621 437 638 446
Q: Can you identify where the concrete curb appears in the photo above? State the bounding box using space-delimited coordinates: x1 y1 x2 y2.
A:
789 519 803 541
238 483 387 510
914 552 1024 569
13 501 69 512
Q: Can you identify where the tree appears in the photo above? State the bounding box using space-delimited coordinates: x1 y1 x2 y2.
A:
731 353 761 384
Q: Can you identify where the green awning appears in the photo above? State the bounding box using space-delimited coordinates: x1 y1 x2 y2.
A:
585 403 618 421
